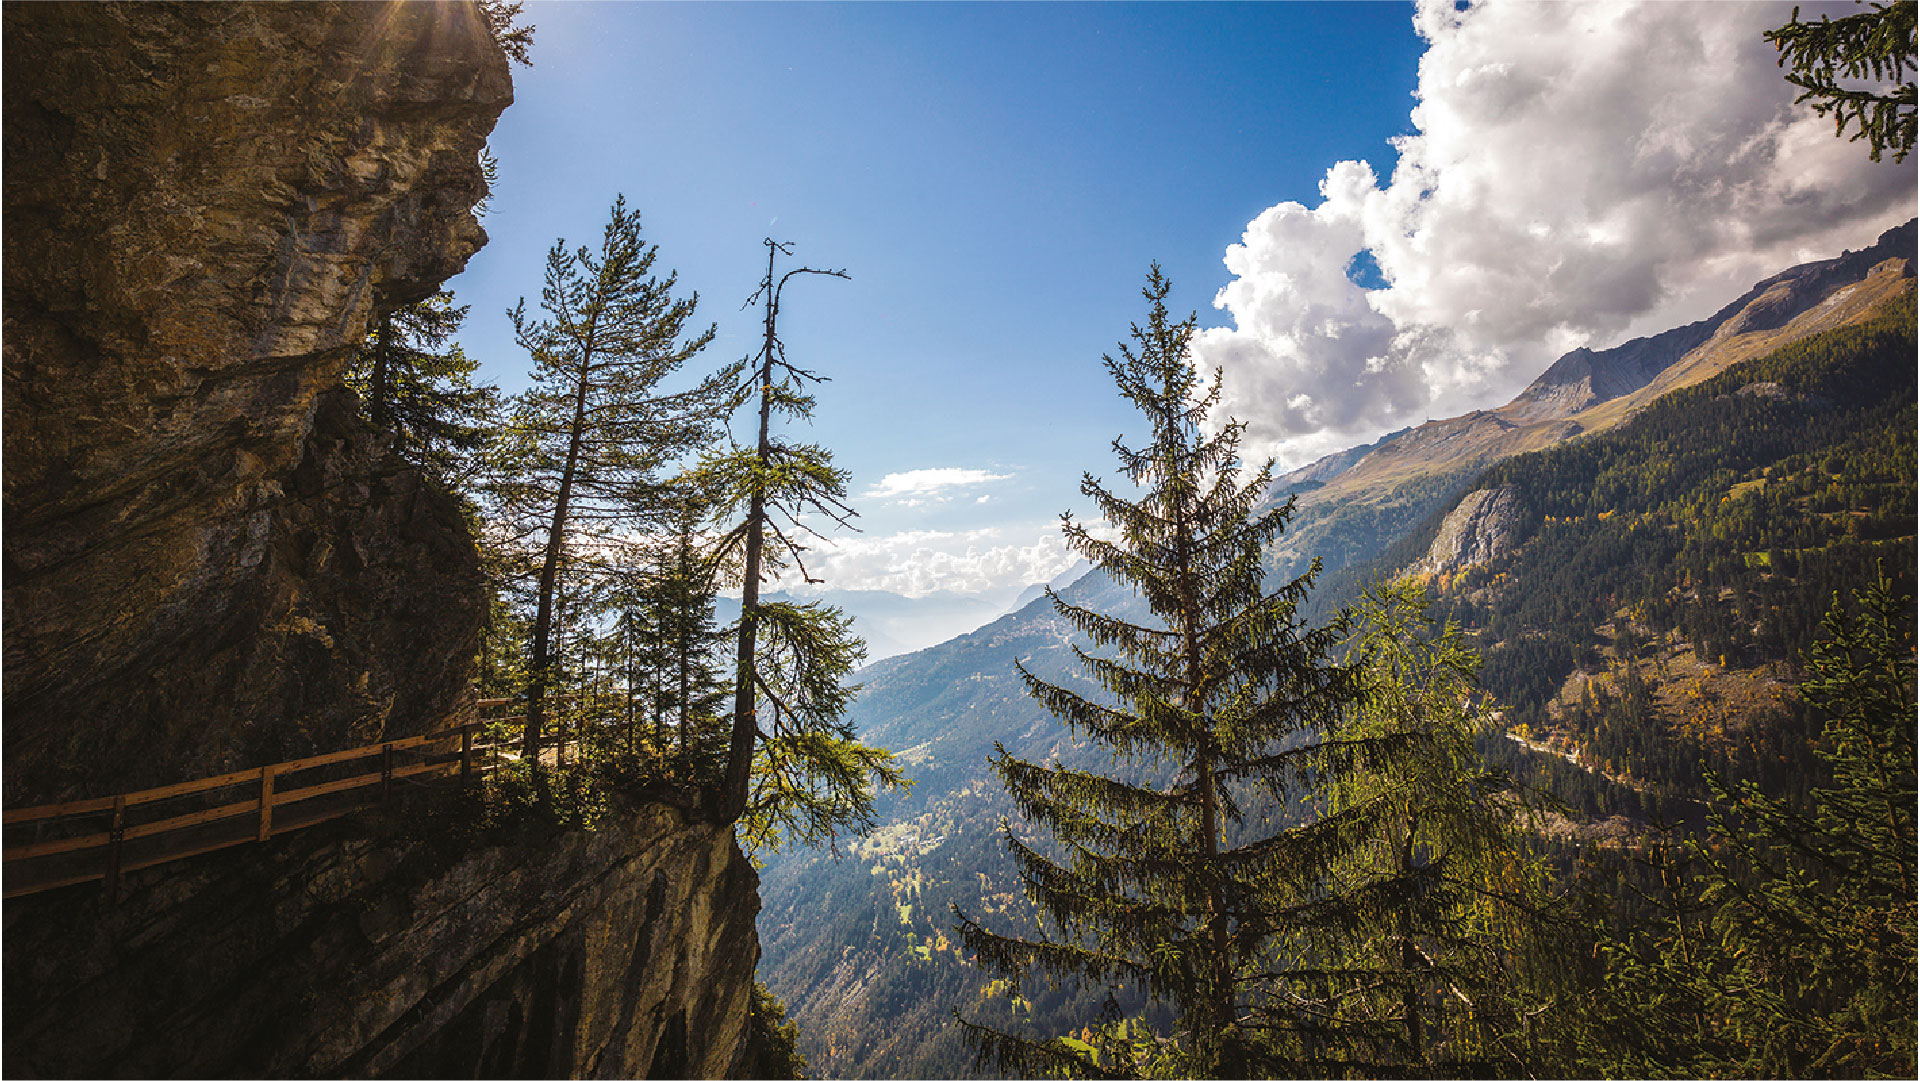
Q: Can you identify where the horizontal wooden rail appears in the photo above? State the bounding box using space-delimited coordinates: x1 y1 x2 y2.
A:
3 794 120 826
2 732 462 828
4 693 634 901
2 723 496 899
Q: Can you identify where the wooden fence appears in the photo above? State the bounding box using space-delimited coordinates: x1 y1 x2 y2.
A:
0 696 575 901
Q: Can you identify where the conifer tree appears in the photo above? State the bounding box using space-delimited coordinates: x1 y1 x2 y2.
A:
1766 0 1917 163
604 573 665 754
491 196 735 766
346 289 500 484
952 267 1368 1079
1569 571 1917 1077
703 239 903 845
1695 569 1915 1075
645 485 732 775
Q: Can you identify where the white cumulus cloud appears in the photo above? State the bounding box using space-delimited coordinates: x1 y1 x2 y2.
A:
865 467 1013 501
1193 0 1916 469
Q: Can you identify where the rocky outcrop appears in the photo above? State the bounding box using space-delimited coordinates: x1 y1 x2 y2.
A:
3 797 761 1079
1410 485 1521 577
3 2 512 804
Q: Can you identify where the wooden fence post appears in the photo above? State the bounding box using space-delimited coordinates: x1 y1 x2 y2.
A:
258 764 277 841
461 725 473 781
103 794 127 903
381 743 394 801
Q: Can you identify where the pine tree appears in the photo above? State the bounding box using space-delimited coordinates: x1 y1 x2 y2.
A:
479 0 535 67
491 196 735 766
346 289 500 485
1695 569 1916 1075
703 238 903 847
1570 571 1917 1076
739 981 812 1080
952 267 1368 1079
604 572 666 757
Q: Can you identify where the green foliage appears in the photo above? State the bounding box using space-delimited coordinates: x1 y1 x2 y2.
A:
1766 0 1917 162
955 267 1373 1079
479 0 535 66
1301 582 1567 1075
1569 573 1917 1077
637 487 734 776
737 600 908 855
345 290 501 487
1701 570 1916 1075
704 239 904 847
740 982 812 1080
488 194 734 758
760 289 1916 1078
1405 292 1916 818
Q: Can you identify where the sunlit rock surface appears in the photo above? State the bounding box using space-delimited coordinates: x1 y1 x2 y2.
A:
3 1 507 803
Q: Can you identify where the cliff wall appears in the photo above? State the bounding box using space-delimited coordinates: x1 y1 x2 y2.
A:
3 0 506 804
3 7 763 1078
4 798 761 1079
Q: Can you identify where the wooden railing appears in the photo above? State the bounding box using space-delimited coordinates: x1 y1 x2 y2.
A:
0 697 561 901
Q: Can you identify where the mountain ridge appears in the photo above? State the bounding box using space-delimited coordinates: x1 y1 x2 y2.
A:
1280 219 1914 505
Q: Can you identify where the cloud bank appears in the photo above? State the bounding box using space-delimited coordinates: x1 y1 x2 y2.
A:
782 527 1080 598
1193 0 1916 469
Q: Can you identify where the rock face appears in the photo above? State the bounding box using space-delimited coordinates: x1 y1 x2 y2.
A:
2 2 510 804
1410 485 1521 577
3 8 766 1080
3 798 761 1079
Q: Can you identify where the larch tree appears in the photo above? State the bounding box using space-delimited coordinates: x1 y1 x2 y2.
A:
952 267 1372 1079
491 196 735 766
703 238 903 847
1309 581 1565 1076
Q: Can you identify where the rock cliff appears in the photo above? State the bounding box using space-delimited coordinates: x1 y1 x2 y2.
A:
4 797 761 1079
3 1 506 804
1409 484 1521 577
4 6 764 1079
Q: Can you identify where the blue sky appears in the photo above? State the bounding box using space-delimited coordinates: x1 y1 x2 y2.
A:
449 1 1423 595
449 1 1912 601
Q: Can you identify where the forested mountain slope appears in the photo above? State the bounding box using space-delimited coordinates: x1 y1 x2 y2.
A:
757 233 1916 1079
1265 219 1914 584
1315 288 1917 826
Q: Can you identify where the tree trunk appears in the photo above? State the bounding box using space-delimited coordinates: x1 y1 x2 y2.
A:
523 337 598 765
1173 429 1232 1072
720 243 780 822
624 611 637 754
